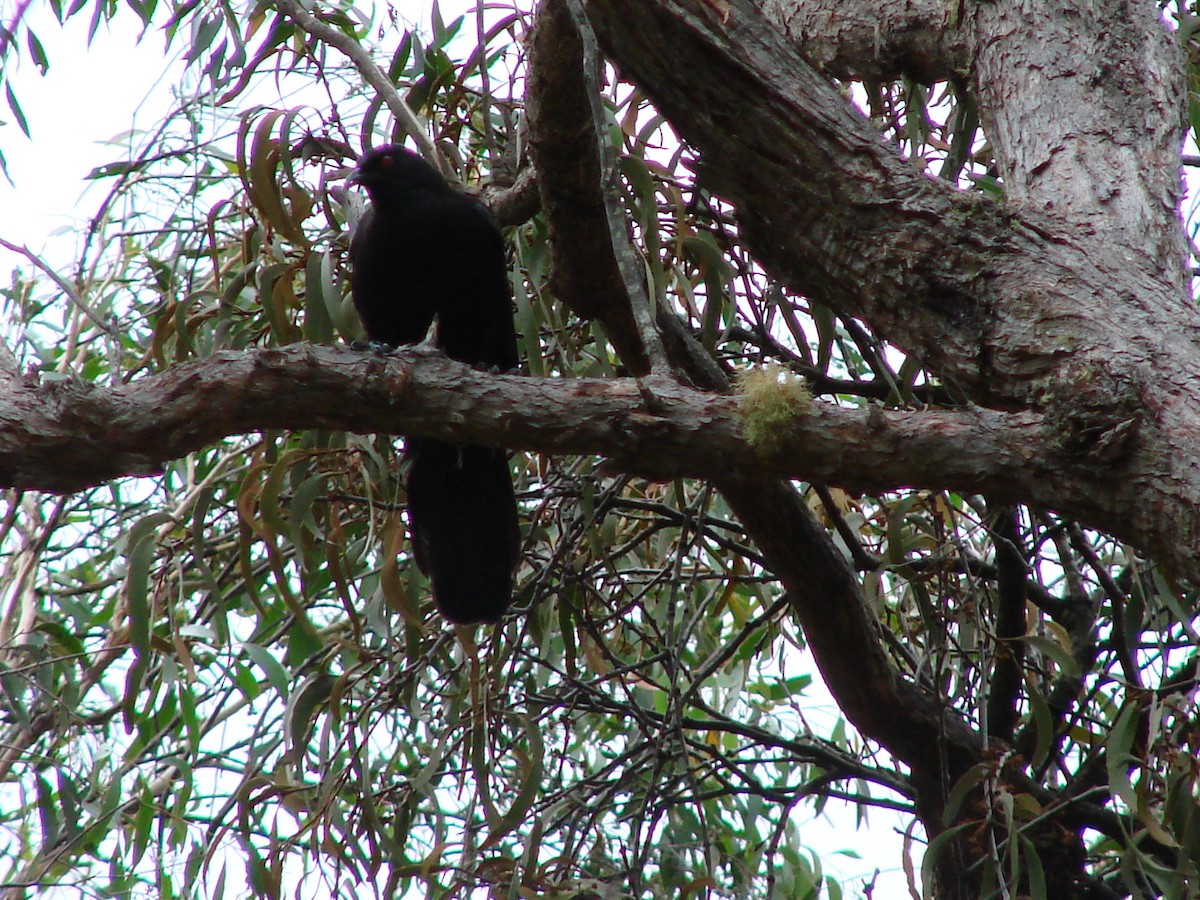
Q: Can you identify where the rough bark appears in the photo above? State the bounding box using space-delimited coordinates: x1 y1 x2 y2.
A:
583 0 1200 583
760 0 969 82
0 344 1059 501
966 0 1188 292
761 0 1188 289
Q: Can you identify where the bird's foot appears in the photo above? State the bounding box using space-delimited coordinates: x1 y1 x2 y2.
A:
350 339 398 356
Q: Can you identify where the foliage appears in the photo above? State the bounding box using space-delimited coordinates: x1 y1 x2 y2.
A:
0 1 1197 899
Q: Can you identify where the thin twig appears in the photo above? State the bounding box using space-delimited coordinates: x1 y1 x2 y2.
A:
273 0 444 173
0 238 117 337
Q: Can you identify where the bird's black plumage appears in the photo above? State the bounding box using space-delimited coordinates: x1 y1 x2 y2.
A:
348 144 520 624
403 437 520 625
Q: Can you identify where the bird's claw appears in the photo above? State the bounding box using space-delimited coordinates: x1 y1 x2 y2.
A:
470 362 512 374
350 339 398 356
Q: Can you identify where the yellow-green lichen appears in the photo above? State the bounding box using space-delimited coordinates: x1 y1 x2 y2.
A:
736 364 812 455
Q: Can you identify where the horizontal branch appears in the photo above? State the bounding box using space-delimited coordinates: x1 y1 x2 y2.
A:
0 341 1078 499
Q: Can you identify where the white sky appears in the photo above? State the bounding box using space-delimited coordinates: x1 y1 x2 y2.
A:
0 7 183 263
0 3 916 897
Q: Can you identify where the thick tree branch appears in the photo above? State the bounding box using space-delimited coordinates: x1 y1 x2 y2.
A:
584 0 1200 583
0 344 1054 497
760 0 969 82
967 0 1188 291
584 0 1193 398
586 0 1003 392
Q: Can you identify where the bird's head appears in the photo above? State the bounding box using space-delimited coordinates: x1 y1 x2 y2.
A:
346 145 448 202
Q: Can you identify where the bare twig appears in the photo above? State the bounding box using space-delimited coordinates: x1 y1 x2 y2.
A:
0 238 117 338
273 0 444 172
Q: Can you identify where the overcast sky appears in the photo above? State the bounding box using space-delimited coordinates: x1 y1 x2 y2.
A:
0 8 184 264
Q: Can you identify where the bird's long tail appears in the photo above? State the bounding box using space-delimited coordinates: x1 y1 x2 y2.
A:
403 437 520 624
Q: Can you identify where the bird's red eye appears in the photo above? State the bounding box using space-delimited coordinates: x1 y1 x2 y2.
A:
380 156 394 169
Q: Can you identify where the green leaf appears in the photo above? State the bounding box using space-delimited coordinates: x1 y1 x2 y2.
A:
389 30 414 79
1106 702 1141 810
58 770 82 844
26 29 49 75
1020 634 1081 679
942 763 988 825
5 84 30 138
35 774 60 849
289 472 326 550
35 621 87 658
482 713 544 847
285 671 334 763
85 159 150 179
123 511 174 660
241 643 290 696
922 822 975 897
430 0 445 43
125 0 157 27
1025 672 1055 770
184 14 222 66
302 249 334 342
750 674 812 702
284 616 324 668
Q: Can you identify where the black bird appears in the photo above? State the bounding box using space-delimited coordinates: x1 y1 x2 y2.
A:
348 144 520 624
